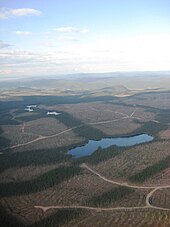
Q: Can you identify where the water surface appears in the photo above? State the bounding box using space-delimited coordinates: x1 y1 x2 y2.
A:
68 134 153 158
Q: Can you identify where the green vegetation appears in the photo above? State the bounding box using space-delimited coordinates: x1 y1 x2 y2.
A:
0 81 169 226
0 127 11 149
0 206 24 227
0 147 73 173
75 145 122 165
87 146 122 164
0 166 82 197
0 95 116 113
85 186 134 207
75 125 105 139
134 109 170 138
157 110 170 124
22 95 116 105
16 113 43 122
0 136 10 149
129 156 170 183
0 206 84 227
1 99 106 140
57 112 105 139
0 112 19 125
134 121 167 138
31 209 84 227
57 112 83 127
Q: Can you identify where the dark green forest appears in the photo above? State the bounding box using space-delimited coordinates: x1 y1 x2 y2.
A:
0 166 82 197
85 186 134 207
129 156 170 182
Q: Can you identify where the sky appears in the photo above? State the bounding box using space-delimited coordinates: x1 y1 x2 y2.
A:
0 0 170 79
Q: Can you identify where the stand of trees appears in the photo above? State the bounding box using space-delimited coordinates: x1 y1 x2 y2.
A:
129 156 170 183
0 127 11 149
0 206 24 227
75 145 123 165
57 112 105 139
0 147 73 173
31 209 84 227
85 186 134 207
0 165 82 197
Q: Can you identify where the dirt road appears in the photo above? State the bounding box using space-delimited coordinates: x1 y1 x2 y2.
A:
34 163 170 213
0 108 158 152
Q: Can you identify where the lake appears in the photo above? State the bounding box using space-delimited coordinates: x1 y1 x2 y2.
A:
25 105 37 112
68 134 154 158
47 111 61 116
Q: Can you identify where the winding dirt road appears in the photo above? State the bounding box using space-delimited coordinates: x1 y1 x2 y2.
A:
82 164 170 210
81 163 154 189
0 111 131 152
2 108 168 212
34 164 170 213
34 205 149 213
2 117 129 152
0 108 158 152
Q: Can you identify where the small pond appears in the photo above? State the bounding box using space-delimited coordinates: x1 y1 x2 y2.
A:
68 134 154 158
25 105 37 112
47 111 61 116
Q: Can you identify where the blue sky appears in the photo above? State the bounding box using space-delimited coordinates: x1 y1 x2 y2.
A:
0 0 170 78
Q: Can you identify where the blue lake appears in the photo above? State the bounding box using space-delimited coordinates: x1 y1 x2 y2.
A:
68 134 154 158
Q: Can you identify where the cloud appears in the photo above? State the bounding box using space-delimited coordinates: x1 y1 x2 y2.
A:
14 31 32 36
81 29 89 34
10 8 42 16
58 36 80 42
1 34 170 77
0 8 42 19
0 40 11 48
53 27 79 33
53 26 89 34
0 49 78 77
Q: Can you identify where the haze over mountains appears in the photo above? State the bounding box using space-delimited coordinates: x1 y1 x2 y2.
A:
0 71 170 89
